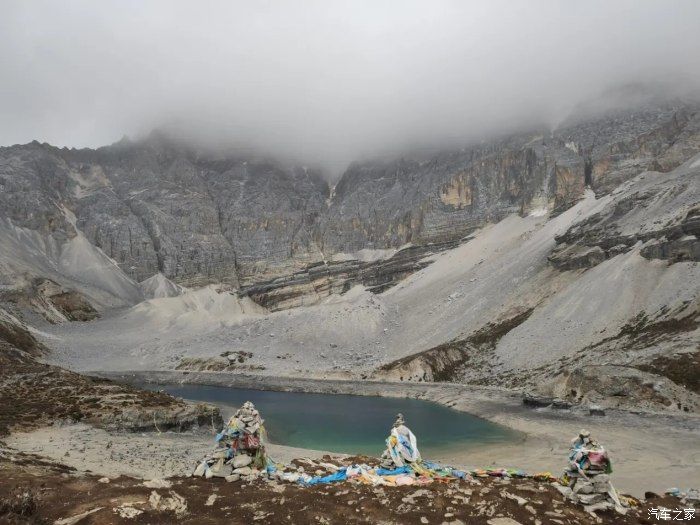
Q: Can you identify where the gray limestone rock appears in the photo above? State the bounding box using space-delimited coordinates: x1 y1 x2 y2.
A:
1 100 697 295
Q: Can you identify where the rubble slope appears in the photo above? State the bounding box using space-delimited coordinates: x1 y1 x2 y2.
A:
42 155 700 415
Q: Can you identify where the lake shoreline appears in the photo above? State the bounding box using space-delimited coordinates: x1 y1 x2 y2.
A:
137 382 521 456
92 370 700 497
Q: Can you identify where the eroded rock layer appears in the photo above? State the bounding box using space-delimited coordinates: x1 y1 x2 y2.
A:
1 100 698 295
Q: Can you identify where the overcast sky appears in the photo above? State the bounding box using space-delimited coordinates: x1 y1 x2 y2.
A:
2 0 699 174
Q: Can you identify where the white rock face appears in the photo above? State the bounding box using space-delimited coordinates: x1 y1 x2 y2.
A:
233 455 253 468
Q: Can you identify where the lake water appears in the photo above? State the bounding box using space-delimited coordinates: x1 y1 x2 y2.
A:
147 383 518 456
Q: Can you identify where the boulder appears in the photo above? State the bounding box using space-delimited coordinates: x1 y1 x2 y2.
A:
233 454 253 468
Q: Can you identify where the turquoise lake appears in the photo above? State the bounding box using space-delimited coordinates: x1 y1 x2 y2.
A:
147 383 518 456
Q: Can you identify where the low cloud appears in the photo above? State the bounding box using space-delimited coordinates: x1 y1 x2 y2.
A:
1 0 699 175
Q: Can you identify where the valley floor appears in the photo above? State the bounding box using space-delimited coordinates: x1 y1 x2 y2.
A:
1 154 698 523
56 371 700 497
2 406 696 524
1 367 698 523
5 423 338 480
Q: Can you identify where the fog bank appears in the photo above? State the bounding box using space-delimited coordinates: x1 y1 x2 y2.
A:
2 0 699 175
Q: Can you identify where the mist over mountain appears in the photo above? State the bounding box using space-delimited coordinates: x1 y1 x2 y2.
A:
3 1 700 176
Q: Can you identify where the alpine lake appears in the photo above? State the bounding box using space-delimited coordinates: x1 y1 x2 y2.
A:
143 383 520 457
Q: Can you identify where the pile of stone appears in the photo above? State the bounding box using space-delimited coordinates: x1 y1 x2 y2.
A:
380 413 421 469
666 487 700 506
558 430 628 515
193 401 267 483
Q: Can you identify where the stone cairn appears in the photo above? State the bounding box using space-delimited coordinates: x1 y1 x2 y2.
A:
380 413 421 469
193 401 267 483
559 429 628 515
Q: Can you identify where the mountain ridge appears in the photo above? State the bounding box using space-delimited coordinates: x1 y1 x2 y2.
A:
1 99 698 295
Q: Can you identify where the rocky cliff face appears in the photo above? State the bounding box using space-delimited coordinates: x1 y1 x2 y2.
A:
320 101 700 255
0 100 698 299
241 239 460 310
0 135 330 287
549 158 700 270
372 153 700 411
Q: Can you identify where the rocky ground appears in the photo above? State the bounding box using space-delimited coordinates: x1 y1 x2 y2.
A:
0 316 221 438
2 446 694 525
3 423 334 481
